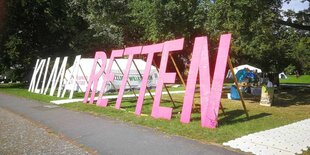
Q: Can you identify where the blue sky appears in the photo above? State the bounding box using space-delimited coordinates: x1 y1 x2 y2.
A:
282 0 309 11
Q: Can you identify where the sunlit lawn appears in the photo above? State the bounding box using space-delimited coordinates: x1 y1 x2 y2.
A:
280 75 310 84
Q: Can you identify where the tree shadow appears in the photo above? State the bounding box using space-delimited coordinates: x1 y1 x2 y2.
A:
120 99 152 109
218 110 271 125
190 109 271 126
273 86 310 107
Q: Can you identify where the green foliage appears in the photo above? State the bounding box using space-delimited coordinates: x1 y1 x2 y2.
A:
67 0 133 48
0 0 309 81
291 37 310 74
129 0 202 42
128 0 207 72
281 0 310 31
0 0 92 80
284 64 296 75
204 0 283 71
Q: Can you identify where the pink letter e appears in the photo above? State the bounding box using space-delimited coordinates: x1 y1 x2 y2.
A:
151 39 184 120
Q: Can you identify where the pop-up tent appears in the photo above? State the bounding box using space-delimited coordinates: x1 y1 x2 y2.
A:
64 58 158 92
278 72 288 79
226 64 262 79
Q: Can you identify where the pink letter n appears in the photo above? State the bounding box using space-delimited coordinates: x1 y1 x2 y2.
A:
180 34 232 128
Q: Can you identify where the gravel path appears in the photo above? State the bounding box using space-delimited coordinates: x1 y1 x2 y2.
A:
0 107 90 155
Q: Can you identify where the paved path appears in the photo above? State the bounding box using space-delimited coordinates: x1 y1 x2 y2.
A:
0 93 240 155
223 119 310 155
0 107 89 154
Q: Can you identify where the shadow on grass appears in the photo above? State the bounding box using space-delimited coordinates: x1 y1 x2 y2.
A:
273 86 310 107
218 110 271 125
190 109 271 126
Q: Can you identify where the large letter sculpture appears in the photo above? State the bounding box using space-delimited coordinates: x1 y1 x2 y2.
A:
151 38 184 119
97 50 123 107
83 52 107 104
56 57 68 97
115 46 142 109
43 57 68 97
44 57 60 95
40 57 50 94
28 59 42 92
61 55 81 99
180 37 211 126
34 59 46 93
180 34 231 128
135 43 164 115
204 34 231 128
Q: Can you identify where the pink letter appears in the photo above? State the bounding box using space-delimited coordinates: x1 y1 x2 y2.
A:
97 49 124 107
135 43 164 115
204 34 231 128
180 34 232 128
151 38 184 119
180 37 211 126
83 52 107 104
115 46 142 109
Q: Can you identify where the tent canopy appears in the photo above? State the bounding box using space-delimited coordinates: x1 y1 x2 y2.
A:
226 64 262 79
64 58 158 92
279 72 288 79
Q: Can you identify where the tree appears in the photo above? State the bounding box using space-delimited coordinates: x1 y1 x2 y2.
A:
0 0 89 80
129 0 210 74
279 0 310 31
203 0 300 73
67 0 130 49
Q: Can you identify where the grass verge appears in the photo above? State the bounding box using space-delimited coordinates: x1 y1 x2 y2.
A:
0 84 309 146
280 75 310 84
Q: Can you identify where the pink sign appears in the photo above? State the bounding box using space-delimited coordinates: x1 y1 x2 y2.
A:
115 46 142 109
151 38 184 120
180 34 231 128
97 50 124 107
79 34 231 128
204 34 231 128
83 52 107 104
135 43 164 115
180 36 211 126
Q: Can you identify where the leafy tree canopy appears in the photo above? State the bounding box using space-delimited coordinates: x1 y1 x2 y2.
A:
0 0 309 81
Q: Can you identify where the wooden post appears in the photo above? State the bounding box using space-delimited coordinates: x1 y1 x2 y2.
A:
114 60 138 98
169 53 194 108
227 57 249 119
220 102 226 116
169 53 186 87
152 60 176 108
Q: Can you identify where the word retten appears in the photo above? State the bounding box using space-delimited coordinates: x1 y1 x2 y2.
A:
83 34 231 128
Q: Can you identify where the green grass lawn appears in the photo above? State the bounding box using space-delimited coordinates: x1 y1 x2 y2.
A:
280 75 310 84
1 83 309 147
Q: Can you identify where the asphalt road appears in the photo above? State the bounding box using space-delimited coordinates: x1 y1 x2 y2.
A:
0 107 89 154
0 93 241 155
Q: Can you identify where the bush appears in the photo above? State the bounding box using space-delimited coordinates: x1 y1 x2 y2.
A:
284 65 296 75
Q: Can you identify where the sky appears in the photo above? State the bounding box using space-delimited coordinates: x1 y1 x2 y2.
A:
282 0 309 11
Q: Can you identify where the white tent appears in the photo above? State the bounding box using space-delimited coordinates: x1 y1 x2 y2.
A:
64 58 158 92
226 64 262 79
279 72 288 79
